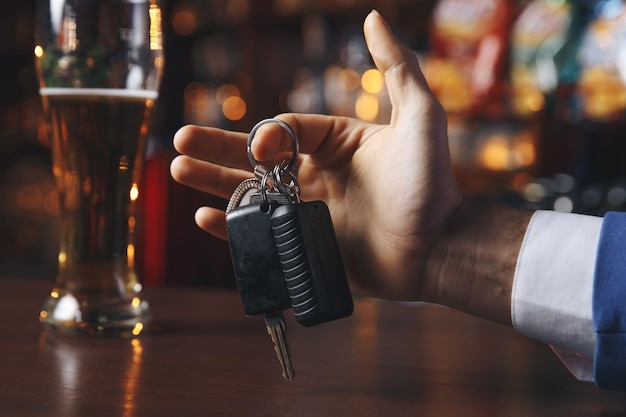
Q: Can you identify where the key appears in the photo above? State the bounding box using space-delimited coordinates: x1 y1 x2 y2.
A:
271 200 353 327
226 118 303 381
249 191 291 206
250 192 297 380
265 312 295 381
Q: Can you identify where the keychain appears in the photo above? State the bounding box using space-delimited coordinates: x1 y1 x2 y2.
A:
225 118 353 380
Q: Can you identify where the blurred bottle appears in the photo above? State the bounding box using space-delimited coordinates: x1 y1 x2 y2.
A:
510 0 580 118
504 1 626 214
572 0 626 183
425 0 514 115
577 0 626 122
424 0 542 195
509 0 601 181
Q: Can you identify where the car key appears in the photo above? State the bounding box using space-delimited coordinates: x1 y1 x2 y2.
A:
264 311 294 381
271 200 353 327
227 117 303 381
225 117 351 380
226 179 296 380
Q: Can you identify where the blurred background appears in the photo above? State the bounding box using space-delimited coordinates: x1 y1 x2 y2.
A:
2 0 626 287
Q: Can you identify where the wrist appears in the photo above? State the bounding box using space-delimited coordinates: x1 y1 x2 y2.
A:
422 198 533 325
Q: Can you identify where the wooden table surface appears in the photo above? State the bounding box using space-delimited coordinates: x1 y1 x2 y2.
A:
1 278 625 417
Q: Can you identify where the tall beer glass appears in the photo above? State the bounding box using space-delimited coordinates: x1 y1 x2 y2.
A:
34 0 164 336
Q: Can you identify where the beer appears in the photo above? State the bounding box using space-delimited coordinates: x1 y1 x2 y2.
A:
39 88 156 335
35 0 163 336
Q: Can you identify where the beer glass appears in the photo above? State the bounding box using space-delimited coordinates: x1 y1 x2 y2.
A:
34 0 164 336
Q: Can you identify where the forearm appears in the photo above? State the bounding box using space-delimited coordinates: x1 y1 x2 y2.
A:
423 198 533 326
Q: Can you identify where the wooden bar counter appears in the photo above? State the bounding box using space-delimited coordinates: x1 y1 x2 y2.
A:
0 278 625 416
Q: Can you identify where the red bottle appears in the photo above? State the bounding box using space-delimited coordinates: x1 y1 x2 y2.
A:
425 0 514 115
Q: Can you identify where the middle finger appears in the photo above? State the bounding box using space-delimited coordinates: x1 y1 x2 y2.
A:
173 124 252 171
170 155 252 199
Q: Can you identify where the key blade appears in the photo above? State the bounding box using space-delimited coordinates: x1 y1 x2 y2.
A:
265 313 295 381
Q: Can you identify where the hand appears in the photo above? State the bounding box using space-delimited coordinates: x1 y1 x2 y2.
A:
170 11 462 302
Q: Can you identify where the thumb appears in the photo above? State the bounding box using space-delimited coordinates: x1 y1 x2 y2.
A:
363 10 432 109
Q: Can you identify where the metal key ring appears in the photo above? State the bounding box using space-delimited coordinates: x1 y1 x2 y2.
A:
247 118 299 177
273 161 301 202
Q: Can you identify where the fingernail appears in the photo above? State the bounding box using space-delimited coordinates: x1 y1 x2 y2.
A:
370 9 391 30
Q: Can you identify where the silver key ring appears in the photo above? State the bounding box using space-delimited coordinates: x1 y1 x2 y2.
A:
259 169 276 204
247 118 299 177
273 161 301 202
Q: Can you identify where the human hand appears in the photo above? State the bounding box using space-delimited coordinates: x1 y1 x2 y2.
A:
170 10 463 302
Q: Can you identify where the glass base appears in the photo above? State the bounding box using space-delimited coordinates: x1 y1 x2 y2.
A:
40 291 150 337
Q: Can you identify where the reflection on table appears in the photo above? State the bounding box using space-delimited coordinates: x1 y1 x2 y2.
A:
1 278 625 417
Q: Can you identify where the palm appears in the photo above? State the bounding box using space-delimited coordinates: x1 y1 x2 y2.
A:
281 106 459 300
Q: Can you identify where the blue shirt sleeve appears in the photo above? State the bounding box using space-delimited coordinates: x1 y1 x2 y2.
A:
593 211 626 391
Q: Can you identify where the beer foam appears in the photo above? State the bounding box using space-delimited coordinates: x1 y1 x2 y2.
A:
40 88 158 100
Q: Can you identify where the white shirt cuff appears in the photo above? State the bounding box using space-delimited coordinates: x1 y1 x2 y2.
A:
512 210 601 358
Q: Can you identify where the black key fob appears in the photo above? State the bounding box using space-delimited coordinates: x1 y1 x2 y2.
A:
226 202 291 316
271 200 353 327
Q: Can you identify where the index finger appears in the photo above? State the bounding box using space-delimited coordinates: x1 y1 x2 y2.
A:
250 113 367 163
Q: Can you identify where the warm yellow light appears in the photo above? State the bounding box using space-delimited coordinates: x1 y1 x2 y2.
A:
222 96 247 121
361 69 384 94
39 310 48 320
119 155 129 171
131 338 144 353
149 3 163 49
131 322 144 336
514 142 536 167
527 92 545 112
50 291 59 299
184 82 209 107
216 84 241 104
355 92 379 121
480 136 510 171
132 297 141 308
34 45 43 58
58 252 67 265
130 184 139 201
127 244 135 266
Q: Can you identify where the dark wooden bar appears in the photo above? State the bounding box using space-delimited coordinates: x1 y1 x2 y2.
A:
1 278 625 417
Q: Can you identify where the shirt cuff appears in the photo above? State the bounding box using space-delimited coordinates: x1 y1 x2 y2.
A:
512 210 601 358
